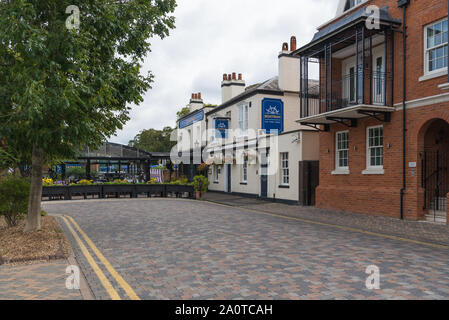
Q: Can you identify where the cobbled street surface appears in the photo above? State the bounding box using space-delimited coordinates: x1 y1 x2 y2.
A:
0 261 82 300
44 199 449 300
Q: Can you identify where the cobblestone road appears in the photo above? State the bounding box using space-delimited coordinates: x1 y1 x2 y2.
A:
0 261 82 300
44 199 449 300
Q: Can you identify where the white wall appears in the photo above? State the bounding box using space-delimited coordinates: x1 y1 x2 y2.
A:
206 91 320 202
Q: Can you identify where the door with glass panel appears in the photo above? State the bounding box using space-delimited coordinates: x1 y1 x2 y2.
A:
372 50 385 105
344 62 363 106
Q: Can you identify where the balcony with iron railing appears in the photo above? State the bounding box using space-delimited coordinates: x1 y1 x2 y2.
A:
301 71 389 119
293 5 401 129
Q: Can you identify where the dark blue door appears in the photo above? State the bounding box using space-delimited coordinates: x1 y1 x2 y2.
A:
260 151 268 198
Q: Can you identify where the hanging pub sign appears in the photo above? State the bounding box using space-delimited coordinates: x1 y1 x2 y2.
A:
214 118 229 138
178 110 204 129
262 98 284 134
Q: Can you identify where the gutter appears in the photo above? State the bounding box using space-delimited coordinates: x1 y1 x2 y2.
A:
399 0 409 220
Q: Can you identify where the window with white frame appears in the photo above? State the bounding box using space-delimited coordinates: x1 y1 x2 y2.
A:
214 166 219 182
425 18 448 74
241 156 248 183
280 152 289 186
367 126 383 168
344 0 364 12
336 131 349 169
238 104 249 135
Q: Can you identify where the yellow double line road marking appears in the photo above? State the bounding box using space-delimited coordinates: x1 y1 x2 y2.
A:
61 215 140 300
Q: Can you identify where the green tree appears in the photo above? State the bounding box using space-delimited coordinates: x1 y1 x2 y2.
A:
176 107 191 120
0 1 176 231
0 175 30 227
129 126 175 153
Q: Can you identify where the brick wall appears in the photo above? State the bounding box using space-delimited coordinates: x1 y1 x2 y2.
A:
317 101 449 219
314 0 449 219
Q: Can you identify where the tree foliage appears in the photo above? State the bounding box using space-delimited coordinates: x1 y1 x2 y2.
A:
0 0 176 160
176 107 191 121
129 126 175 153
0 175 30 227
0 0 177 230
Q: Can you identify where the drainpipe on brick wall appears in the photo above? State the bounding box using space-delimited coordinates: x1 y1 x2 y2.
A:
399 0 409 220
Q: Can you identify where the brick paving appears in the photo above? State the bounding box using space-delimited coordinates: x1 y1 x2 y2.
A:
204 192 449 247
0 260 82 300
43 198 449 300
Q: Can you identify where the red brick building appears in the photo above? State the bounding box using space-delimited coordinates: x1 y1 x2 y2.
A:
294 0 449 224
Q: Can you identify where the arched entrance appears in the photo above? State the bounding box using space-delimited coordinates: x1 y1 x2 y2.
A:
419 119 449 223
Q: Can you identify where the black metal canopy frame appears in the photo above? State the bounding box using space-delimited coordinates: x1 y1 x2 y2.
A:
295 6 402 129
52 142 170 182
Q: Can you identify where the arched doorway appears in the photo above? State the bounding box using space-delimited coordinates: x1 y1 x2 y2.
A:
420 119 449 223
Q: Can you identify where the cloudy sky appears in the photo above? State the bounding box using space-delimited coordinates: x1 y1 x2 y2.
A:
111 0 339 145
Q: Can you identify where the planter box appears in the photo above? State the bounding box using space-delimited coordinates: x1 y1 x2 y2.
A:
102 185 135 198
166 185 194 199
42 186 69 200
69 185 102 200
42 184 194 201
135 184 166 197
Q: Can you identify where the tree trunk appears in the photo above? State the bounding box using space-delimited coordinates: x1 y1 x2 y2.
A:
24 146 45 232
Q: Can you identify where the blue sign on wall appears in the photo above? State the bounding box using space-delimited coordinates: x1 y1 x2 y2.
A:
179 110 204 129
262 98 284 134
215 119 229 138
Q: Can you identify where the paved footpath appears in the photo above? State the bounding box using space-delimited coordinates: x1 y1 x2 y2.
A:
44 198 449 300
0 260 82 300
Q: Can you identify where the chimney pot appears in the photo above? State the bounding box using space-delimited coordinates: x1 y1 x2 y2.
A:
223 74 227 81
290 36 297 51
228 74 232 81
238 73 242 81
191 93 195 99
282 42 289 51
198 92 202 100
232 72 236 80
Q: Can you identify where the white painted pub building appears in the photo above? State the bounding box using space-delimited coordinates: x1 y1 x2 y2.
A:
176 37 320 205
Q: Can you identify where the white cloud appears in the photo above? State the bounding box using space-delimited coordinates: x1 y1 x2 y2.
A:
112 0 338 144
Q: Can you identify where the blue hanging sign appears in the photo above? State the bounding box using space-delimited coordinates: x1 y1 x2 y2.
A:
178 110 204 129
262 98 284 134
215 119 229 138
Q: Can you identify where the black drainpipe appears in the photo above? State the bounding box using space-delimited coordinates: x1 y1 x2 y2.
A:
398 0 409 220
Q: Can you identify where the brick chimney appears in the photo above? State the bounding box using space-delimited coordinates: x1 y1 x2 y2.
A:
221 72 245 103
188 92 204 112
278 36 300 92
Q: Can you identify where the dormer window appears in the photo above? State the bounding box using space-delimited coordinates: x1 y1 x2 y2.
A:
344 0 364 12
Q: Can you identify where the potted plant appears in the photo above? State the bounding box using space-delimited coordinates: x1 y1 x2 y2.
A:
193 175 209 200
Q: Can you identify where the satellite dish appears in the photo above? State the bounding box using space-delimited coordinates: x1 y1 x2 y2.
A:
291 134 300 143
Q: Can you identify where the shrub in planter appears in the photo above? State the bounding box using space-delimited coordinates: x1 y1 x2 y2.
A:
42 178 54 186
193 175 209 200
78 179 93 185
197 163 209 173
0 175 30 227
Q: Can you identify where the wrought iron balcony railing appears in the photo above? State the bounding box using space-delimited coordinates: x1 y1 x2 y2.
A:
300 72 389 119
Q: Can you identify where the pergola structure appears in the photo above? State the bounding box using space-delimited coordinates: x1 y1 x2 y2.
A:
55 142 170 182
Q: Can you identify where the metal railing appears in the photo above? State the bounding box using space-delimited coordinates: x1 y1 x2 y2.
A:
300 72 388 118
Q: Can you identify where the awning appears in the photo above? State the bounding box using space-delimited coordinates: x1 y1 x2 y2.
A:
293 6 401 56
297 104 395 126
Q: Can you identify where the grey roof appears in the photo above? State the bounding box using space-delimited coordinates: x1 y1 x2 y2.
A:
207 77 282 116
296 6 401 54
242 77 281 95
